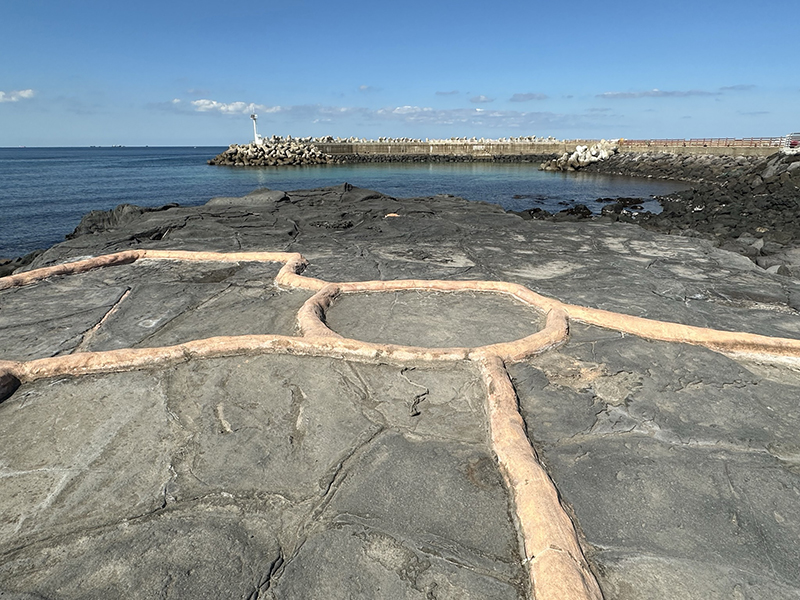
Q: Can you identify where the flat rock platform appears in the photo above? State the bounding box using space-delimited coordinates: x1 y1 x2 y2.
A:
1 184 799 600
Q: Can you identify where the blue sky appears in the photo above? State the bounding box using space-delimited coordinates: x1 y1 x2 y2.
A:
1 0 797 146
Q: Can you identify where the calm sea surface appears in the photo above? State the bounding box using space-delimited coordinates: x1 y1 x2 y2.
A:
0 146 685 259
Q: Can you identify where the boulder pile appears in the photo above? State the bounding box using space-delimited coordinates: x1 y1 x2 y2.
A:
517 151 800 274
581 151 764 182
640 153 800 239
584 151 800 274
540 140 619 171
208 136 333 167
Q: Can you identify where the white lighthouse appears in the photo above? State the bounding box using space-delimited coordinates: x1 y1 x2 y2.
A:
250 113 260 143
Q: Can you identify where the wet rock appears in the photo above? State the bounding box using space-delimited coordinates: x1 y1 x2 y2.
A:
576 152 800 271
553 204 593 221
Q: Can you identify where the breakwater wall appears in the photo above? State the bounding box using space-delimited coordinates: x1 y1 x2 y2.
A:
208 136 786 168
619 138 783 157
315 139 782 158
315 140 598 157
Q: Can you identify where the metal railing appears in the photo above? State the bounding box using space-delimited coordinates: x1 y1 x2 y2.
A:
620 137 785 148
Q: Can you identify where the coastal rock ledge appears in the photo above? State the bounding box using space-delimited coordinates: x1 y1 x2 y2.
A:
2 184 800 600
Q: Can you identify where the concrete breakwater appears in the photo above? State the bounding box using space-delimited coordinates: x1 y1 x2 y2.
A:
208 136 602 167
209 136 781 169
314 137 597 157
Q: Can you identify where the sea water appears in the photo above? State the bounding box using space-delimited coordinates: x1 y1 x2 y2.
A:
0 146 685 259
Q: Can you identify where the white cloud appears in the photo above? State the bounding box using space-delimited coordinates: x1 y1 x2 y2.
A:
597 88 719 99
191 99 283 115
720 84 756 92
510 93 548 102
374 105 591 129
470 95 494 103
171 96 606 132
385 105 434 115
0 89 35 103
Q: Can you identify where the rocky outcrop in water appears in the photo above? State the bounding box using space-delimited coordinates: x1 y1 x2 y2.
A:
540 140 619 171
208 136 333 167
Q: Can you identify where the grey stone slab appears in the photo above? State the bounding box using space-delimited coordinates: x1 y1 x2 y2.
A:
0 278 129 360
0 507 284 600
1 260 305 355
595 553 800 600
326 290 543 348
0 352 514 599
271 523 524 600
545 438 800 598
0 371 176 548
570 334 797 452
25 187 800 345
81 280 230 350
134 284 310 348
161 355 382 503
331 361 489 445
511 327 800 598
7 185 800 598
322 432 522 581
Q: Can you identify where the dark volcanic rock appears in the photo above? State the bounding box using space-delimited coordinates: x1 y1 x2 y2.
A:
3 184 800 599
584 152 800 275
0 249 44 278
67 203 180 239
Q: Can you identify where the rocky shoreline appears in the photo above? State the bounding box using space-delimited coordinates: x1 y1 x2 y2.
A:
3 184 800 599
6 146 800 279
514 150 800 275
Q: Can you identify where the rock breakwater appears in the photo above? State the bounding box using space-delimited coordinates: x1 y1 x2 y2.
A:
582 151 768 183
639 153 800 272
208 136 333 167
208 135 566 167
540 140 619 171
